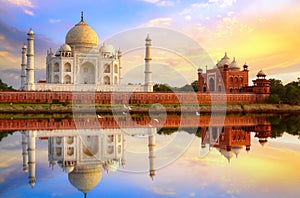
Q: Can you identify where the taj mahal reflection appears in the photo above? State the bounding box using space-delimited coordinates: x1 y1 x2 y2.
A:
20 127 157 196
18 120 272 196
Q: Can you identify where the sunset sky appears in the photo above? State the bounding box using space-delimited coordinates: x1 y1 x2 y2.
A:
0 0 299 88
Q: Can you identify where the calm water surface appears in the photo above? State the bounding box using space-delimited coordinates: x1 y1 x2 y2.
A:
0 114 300 198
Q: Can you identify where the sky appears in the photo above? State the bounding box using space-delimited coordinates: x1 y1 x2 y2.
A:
0 0 300 88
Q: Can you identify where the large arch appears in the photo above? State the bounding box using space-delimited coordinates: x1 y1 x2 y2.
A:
64 75 71 84
54 62 59 72
78 62 95 84
209 78 215 92
104 64 110 73
104 76 110 85
54 75 59 83
114 64 118 73
114 76 118 84
64 62 71 72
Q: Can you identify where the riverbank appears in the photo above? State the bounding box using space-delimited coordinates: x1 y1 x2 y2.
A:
1 103 300 114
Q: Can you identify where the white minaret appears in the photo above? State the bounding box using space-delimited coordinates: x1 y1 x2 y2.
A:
20 44 27 90
148 127 156 180
144 34 153 92
21 131 28 172
118 48 122 85
27 130 36 187
26 28 35 90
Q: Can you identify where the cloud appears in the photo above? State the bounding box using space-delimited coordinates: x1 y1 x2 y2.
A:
6 0 35 16
49 19 61 23
152 186 176 195
140 0 175 7
144 17 172 27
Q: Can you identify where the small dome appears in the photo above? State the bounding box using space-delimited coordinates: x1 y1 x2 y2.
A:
60 44 72 52
27 28 34 36
65 15 98 48
232 146 243 157
63 165 75 173
22 44 27 49
257 70 266 77
100 44 115 54
217 52 231 67
220 148 234 162
229 57 240 70
259 139 268 146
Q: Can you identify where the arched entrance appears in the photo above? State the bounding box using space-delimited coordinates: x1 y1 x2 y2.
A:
209 78 215 92
78 62 95 84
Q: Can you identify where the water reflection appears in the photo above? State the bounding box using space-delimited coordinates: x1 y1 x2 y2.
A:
19 127 157 196
1 115 300 197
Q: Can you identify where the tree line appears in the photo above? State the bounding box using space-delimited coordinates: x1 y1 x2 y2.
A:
267 79 300 105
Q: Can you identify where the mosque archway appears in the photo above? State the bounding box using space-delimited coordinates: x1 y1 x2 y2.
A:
209 78 215 92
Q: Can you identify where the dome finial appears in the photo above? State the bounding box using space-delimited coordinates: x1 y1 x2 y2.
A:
81 11 84 22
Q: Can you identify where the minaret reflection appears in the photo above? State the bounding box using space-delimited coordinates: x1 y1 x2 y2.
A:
21 131 28 172
27 130 36 187
148 127 156 180
21 126 157 196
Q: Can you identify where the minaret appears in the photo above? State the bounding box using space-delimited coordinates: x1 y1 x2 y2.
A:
20 44 27 90
144 34 153 92
26 28 35 90
118 48 122 85
148 127 156 180
21 131 28 172
197 68 204 92
27 130 36 187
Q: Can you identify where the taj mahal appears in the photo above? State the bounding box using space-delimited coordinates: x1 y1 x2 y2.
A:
20 12 153 92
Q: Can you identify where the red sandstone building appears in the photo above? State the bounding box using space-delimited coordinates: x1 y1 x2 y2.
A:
197 52 270 96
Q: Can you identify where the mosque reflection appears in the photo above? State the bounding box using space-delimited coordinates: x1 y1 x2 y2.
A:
201 124 271 162
11 115 272 196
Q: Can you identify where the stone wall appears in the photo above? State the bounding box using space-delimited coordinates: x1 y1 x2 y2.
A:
0 91 268 104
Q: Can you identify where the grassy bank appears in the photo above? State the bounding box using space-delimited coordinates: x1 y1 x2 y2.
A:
1 103 300 114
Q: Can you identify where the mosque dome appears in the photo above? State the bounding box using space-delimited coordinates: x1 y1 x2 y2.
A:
217 52 231 67
65 14 98 48
220 148 234 162
229 57 240 71
68 165 102 194
257 70 266 77
232 146 243 158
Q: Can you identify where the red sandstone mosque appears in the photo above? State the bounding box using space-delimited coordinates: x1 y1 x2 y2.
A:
197 52 270 95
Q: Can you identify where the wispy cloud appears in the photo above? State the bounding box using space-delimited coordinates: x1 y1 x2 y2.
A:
140 0 175 7
49 18 61 23
6 0 35 16
144 17 172 27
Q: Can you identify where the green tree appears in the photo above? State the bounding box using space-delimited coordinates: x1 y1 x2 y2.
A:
153 84 172 92
191 80 198 92
0 79 14 90
285 84 300 105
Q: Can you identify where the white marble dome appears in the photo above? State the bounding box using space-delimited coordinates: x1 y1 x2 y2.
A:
65 19 98 47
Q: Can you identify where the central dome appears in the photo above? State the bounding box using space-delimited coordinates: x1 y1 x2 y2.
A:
68 165 102 194
65 15 98 48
